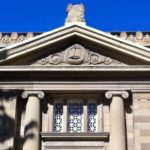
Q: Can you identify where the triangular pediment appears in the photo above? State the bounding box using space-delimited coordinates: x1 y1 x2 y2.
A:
32 43 125 66
0 24 150 65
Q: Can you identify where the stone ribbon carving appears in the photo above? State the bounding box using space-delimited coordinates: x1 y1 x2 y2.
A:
34 44 123 66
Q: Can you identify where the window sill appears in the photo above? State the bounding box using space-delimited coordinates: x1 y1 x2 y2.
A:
40 132 109 141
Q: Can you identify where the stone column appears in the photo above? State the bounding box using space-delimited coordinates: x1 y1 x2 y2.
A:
105 91 129 150
21 91 45 150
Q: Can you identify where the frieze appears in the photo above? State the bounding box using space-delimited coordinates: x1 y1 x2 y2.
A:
1 32 150 48
135 98 150 103
33 44 125 66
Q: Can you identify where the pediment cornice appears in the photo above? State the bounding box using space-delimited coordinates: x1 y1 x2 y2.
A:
0 24 150 65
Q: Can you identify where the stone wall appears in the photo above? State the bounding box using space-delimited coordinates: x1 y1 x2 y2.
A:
133 92 150 150
3 91 150 150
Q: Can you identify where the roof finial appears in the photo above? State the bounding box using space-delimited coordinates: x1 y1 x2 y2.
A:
65 3 86 26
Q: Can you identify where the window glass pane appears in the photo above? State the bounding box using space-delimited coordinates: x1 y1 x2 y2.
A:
88 102 97 132
54 102 63 132
68 102 83 133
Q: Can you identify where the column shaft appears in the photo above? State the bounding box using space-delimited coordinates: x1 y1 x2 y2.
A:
23 96 40 150
110 96 126 150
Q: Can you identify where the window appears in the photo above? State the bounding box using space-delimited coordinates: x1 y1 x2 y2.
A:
68 102 83 133
88 102 97 132
53 96 99 133
54 102 63 132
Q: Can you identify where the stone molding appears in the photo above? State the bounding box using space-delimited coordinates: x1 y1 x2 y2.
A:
21 91 45 99
105 91 129 99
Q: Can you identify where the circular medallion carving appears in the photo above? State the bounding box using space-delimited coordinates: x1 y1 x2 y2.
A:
90 54 101 65
103 57 113 65
64 44 87 65
39 58 48 65
49 54 61 65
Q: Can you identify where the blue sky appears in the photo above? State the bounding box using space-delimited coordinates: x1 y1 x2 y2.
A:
0 0 150 32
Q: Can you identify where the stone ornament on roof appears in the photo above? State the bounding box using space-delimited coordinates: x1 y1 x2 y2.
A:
65 3 86 25
0 32 40 48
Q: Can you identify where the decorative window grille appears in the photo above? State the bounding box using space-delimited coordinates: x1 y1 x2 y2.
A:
54 102 63 133
68 102 83 133
88 102 97 132
53 98 98 133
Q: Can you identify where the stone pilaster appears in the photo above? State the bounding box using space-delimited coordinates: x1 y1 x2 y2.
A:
21 91 44 150
105 91 129 150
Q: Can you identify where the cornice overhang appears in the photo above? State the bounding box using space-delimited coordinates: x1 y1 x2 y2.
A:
0 65 150 82
0 24 150 64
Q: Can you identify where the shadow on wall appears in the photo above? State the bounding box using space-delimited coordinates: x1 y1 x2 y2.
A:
17 121 38 150
125 93 133 114
15 95 39 150
0 90 18 150
0 105 14 142
0 105 15 150
24 120 38 142
0 49 7 61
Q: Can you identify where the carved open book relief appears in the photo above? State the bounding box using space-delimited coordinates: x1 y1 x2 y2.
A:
33 44 125 66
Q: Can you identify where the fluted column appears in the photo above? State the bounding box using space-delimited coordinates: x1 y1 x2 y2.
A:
105 91 129 150
21 91 45 150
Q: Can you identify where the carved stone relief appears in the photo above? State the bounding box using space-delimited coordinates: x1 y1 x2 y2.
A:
133 93 150 103
33 44 125 66
65 4 85 23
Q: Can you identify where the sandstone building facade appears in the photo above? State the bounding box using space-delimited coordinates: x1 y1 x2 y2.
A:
0 4 150 150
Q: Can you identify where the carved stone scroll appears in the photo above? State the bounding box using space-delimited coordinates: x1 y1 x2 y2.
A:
33 44 124 66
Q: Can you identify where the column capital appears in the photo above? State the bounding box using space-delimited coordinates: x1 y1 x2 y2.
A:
105 91 129 99
21 91 45 99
